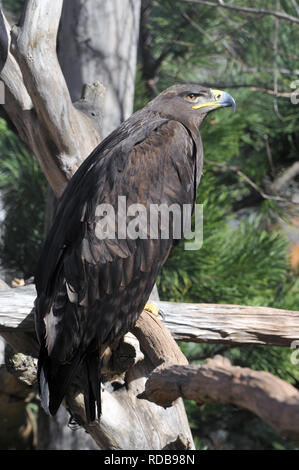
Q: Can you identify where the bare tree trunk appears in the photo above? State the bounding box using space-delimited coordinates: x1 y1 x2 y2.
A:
59 0 141 138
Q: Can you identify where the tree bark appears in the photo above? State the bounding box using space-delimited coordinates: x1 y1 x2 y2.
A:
157 301 299 347
2 287 299 446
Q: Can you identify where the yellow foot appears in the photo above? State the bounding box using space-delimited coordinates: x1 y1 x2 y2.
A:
144 302 166 321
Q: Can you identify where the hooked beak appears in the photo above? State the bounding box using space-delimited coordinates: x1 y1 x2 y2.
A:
192 89 236 112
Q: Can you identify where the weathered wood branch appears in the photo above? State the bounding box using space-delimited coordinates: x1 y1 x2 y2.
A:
65 312 193 450
1 0 297 449
0 3 102 196
2 286 299 447
139 355 299 443
1 285 299 347
181 0 299 24
0 1 194 451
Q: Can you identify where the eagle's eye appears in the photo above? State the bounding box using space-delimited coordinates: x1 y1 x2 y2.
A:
186 93 200 103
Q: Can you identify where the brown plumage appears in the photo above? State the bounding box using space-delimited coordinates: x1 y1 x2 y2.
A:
35 84 235 421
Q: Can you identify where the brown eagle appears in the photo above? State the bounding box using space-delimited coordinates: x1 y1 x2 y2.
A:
35 84 235 422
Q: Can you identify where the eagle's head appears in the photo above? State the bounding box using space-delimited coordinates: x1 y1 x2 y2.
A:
147 83 236 128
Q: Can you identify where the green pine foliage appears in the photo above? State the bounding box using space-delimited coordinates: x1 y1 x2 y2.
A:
2 0 24 20
0 119 47 278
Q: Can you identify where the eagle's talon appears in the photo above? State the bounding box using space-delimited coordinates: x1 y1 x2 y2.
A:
144 302 166 321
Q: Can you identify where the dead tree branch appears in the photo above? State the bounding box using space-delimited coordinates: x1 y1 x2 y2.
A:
0 295 193 450
139 355 299 443
1 0 297 449
291 0 299 17
206 159 299 205
1 285 299 347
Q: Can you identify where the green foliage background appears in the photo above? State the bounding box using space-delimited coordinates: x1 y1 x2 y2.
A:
0 0 299 450
136 0 299 450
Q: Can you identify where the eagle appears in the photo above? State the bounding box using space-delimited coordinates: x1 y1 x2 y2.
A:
35 84 235 422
